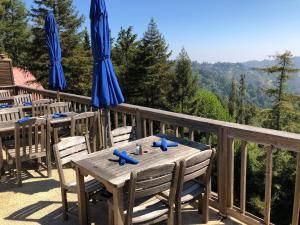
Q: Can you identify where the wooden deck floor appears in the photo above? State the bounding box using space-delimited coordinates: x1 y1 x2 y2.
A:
0 166 244 225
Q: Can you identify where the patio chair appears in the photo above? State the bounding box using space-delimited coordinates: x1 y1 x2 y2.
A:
0 107 23 122
48 101 70 114
4 117 50 186
32 99 51 117
110 126 136 147
175 149 216 225
53 135 103 220
13 94 32 106
71 112 98 152
0 89 11 98
108 162 180 225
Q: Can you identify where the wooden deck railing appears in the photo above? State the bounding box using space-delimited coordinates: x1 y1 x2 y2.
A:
4 85 299 225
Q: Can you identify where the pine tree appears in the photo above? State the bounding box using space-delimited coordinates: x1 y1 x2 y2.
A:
0 0 31 67
111 26 139 102
82 27 91 51
136 18 172 108
228 77 237 119
259 51 300 130
28 0 91 94
168 48 198 114
237 74 246 124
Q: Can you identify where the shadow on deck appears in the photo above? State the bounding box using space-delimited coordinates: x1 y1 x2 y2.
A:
0 168 244 225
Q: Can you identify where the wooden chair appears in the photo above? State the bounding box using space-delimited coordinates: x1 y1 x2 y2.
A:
175 149 216 225
32 99 51 117
0 107 23 122
53 136 103 220
110 126 136 147
13 94 32 106
108 162 180 225
49 102 70 114
4 118 50 186
71 112 98 152
0 89 11 98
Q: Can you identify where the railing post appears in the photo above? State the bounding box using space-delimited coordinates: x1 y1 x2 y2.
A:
218 127 229 216
264 146 273 225
136 108 142 139
240 141 247 214
227 137 234 208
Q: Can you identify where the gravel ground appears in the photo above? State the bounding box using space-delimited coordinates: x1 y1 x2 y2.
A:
0 166 243 225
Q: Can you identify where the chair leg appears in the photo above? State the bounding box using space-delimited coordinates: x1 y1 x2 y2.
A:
167 208 174 225
61 188 68 220
175 203 182 225
202 191 209 224
15 155 22 186
36 158 41 172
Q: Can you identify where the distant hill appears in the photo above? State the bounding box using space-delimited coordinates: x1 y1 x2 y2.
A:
192 57 300 108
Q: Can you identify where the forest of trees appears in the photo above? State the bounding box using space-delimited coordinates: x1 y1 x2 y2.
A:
0 0 299 224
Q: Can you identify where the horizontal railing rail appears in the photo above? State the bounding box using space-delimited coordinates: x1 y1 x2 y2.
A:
5 84 299 225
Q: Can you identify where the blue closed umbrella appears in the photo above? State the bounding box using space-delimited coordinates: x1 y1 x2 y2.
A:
90 0 124 108
45 11 67 100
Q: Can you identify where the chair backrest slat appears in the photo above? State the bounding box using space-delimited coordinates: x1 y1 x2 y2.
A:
111 126 136 147
183 149 214 182
53 136 91 186
49 102 70 114
14 118 47 159
0 90 11 98
0 107 23 122
71 112 97 136
32 99 51 117
126 162 179 225
14 94 32 106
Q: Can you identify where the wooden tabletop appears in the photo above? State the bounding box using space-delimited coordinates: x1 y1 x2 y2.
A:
73 135 211 188
0 112 77 134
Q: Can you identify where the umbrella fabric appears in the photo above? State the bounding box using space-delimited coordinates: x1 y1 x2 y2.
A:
45 11 67 91
90 0 124 108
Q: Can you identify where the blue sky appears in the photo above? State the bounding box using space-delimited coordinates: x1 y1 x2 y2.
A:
24 0 300 63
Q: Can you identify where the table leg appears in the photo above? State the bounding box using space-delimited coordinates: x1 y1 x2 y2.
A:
76 166 88 225
112 187 124 225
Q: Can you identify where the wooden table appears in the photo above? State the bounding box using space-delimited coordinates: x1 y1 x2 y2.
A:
73 134 211 225
0 112 77 176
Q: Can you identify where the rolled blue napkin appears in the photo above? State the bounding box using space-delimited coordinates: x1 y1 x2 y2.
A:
153 137 179 151
0 104 13 109
119 151 127 166
23 102 32 106
52 112 68 119
17 117 32 124
113 149 139 165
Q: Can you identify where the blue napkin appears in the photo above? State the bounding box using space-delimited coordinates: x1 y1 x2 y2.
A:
23 102 32 106
113 149 139 165
0 104 13 109
119 151 127 166
153 137 179 151
17 117 32 124
52 112 68 119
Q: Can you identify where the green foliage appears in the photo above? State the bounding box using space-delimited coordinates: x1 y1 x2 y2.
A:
167 48 198 114
258 51 300 131
237 74 246 124
28 0 92 95
135 18 173 109
0 0 30 67
111 26 139 103
194 89 232 121
228 77 237 118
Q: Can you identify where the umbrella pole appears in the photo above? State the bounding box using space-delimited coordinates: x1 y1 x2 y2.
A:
102 108 112 148
56 90 60 102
